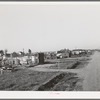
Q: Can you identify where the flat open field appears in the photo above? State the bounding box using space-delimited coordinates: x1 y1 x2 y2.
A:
44 56 90 69
0 68 59 91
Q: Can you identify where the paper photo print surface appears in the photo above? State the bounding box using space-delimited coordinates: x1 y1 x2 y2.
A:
0 2 100 91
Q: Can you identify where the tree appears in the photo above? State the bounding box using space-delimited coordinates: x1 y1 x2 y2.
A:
28 49 32 54
0 50 4 56
4 49 8 55
12 52 19 57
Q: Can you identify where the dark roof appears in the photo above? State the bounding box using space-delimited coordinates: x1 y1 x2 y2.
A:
72 49 86 51
5 54 11 57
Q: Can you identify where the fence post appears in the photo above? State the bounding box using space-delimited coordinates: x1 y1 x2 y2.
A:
0 68 3 75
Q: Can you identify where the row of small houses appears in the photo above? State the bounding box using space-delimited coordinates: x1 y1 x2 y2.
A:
0 49 92 68
0 53 44 67
44 49 92 59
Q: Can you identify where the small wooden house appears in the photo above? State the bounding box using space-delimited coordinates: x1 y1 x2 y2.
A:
56 49 70 59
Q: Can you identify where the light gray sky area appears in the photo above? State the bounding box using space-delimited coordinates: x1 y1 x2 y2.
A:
0 2 100 52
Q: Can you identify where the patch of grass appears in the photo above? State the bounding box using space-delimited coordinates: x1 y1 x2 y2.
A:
48 59 77 69
0 68 58 91
52 73 81 91
46 57 89 69
75 61 89 69
37 73 65 91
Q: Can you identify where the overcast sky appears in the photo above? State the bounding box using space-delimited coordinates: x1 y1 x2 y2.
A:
0 2 100 53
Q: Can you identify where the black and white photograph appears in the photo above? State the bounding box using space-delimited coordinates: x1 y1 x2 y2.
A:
0 1 100 92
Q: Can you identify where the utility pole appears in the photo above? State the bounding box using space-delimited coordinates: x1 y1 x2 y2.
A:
23 48 24 53
58 59 60 71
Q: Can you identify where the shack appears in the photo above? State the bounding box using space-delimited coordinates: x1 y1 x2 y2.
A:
17 53 44 66
71 49 88 57
56 49 70 59
38 53 44 64
1 52 45 67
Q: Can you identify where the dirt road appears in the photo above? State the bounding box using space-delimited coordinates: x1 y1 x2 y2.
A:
82 51 100 91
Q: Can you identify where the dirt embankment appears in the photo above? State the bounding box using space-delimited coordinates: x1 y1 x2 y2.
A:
36 72 83 91
35 57 90 91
